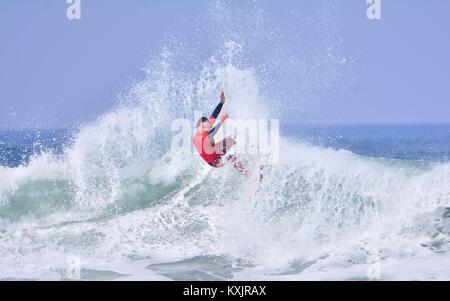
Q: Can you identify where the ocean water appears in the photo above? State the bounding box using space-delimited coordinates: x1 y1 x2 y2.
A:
283 124 450 162
1 121 449 280
0 129 70 168
1 1 449 281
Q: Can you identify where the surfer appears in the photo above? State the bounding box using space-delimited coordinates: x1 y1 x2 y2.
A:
193 91 249 176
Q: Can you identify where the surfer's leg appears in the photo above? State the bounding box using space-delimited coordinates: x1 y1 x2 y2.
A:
214 136 236 155
215 137 249 175
225 155 249 176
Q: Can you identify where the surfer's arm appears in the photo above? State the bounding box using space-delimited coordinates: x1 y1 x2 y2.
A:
207 122 222 140
208 102 224 124
207 113 229 140
208 91 226 123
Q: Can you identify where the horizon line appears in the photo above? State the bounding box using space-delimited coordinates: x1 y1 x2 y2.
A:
1 122 450 132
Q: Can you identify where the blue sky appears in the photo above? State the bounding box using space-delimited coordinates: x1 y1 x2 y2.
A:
0 0 449 129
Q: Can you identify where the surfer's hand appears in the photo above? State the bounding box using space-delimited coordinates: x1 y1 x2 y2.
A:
220 113 229 124
220 91 226 103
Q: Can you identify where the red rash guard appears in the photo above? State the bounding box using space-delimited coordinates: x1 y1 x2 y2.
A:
193 102 224 166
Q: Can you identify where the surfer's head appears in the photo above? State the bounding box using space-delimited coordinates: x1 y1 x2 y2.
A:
196 117 211 134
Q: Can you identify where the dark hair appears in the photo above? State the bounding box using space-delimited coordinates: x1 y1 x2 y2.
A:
196 117 209 128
